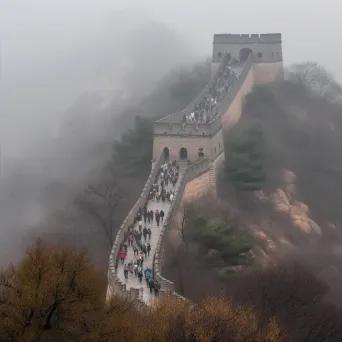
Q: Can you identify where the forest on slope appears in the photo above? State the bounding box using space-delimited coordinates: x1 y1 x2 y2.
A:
158 63 342 341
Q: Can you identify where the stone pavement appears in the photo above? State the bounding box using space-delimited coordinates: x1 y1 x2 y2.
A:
116 165 183 305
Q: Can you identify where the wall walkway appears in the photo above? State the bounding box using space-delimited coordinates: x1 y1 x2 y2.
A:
153 157 212 300
107 157 212 308
115 162 187 304
106 154 164 310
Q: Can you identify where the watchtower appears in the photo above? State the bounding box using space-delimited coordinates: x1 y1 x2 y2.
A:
153 33 284 163
211 33 283 83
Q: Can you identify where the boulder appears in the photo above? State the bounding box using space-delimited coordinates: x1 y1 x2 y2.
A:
283 170 297 184
270 189 291 213
289 201 309 220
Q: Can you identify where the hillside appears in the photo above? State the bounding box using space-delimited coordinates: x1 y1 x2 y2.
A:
217 65 342 303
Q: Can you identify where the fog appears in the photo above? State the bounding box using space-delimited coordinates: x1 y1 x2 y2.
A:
0 0 342 265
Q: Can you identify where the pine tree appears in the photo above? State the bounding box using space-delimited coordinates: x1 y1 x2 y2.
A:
225 121 266 191
108 115 153 176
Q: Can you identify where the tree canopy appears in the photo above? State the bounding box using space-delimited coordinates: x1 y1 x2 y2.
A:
224 121 266 191
0 241 282 342
108 115 153 176
193 218 253 265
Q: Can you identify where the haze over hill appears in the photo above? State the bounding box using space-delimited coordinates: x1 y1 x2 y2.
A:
1 0 342 283
0 6 201 266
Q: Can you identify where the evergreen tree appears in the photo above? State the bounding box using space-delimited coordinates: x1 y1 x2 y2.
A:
193 218 253 265
108 115 153 176
225 121 266 191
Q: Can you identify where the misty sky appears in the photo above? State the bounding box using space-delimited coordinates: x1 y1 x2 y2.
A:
1 0 342 161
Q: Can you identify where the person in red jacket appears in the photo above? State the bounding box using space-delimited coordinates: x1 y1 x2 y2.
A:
119 250 126 264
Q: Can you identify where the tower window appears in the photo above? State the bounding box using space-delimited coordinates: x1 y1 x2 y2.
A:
217 52 222 58
257 52 263 58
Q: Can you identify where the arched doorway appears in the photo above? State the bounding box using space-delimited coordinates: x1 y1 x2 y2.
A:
163 147 170 159
179 147 188 159
239 48 252 62
198 148 204 158
163 147 169 159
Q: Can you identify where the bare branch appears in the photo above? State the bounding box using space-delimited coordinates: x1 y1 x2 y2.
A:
75 173 121 246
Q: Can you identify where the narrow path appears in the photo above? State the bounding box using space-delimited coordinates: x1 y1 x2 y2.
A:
116 162 185 304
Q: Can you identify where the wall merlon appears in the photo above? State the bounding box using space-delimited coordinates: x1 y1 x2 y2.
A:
213 33 281 44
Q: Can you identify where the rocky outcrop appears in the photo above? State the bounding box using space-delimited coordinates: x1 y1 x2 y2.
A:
262 169 321 235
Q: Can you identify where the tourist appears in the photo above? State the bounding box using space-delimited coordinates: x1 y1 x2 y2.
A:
143 227 148 241
138 268 143 282
144 268 152 287
119 250 126 264
160 210 165 221
133 243 138 257
128 233 134 246
123 264 128 279
148 278 155 294
128 260 134 275
142 244 147 258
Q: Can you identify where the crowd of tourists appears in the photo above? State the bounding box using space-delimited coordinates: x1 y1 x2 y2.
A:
118 160 179 297
149 160 179 204
181 57 242 127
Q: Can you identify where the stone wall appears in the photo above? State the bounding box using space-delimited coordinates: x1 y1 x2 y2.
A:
182 167 214 203
107 153 164 309
153 157 211 300
253 61 284 84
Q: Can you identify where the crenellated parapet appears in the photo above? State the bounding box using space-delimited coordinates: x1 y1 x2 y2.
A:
213 33 282 44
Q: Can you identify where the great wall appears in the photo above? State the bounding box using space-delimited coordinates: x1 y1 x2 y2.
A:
107 33 284 309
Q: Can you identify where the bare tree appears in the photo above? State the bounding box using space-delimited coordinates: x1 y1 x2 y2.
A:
287 62 342 103
75 172 121 247
233 261 342 341
176 204 191 248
